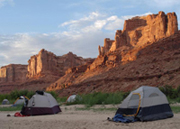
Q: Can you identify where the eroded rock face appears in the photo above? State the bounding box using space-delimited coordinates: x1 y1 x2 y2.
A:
27 49 93 78
99 11 178 56
0 64 27 83
47 31 180 96
0 50 94 94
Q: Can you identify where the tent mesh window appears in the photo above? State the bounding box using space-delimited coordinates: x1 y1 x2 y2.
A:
128 94 140 108
149 93 159 97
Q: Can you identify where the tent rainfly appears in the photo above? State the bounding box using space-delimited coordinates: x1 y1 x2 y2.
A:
116 86 173 121
21 91 61 116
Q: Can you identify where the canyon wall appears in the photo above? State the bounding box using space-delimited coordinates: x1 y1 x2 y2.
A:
90 11 179 70
0 49 94 93
0 64 27 83
27 49 94 78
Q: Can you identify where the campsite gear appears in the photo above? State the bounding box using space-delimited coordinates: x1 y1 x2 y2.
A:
107 114 133 123
13 96 29 106
14 112 29 117
7 114 11 117
2 99 9 105
115 86 173 121
21 91 61 116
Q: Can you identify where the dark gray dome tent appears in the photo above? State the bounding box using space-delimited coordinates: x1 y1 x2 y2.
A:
115 86 173 121
21 91 61 116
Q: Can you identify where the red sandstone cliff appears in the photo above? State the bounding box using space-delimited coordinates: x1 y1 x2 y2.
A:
27 49 92 78
94 11 178 69
99 11 178 55
0 50 94 93
47 31 180 96
46 11 180 96
0 64 27 83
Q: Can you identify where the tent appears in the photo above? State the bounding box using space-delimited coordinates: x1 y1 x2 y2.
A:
66 95 78 103
21 91 61 116
115 86 173 121
2 99 9 105
13 96 29 106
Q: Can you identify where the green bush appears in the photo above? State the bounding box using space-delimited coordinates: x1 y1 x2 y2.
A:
159 85 180 99
65 92 129 107
46 91 58 99
0 104 23 111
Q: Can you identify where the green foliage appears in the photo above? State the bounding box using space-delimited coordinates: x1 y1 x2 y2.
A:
56 97 67 104
170 106 180 113
0 90 35 103
1 85 180 111
0 104 23 111
65 92 129 107
159 85 180 99
46 91 58 99
26 91 35 99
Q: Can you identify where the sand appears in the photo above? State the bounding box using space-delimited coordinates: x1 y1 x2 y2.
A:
0 105 180 129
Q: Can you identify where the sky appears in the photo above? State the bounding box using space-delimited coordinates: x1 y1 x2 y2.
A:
0 0 180 67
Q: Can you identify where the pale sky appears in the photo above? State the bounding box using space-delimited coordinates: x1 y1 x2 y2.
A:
0 0 180 67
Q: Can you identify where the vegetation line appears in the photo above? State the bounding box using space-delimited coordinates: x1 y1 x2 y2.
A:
1 85 180 113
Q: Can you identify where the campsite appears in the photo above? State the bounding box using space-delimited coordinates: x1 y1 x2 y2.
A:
0 87 180 129
0 4 180 128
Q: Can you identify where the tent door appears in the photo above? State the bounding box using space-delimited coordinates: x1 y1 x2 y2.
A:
32 97 35 106
125 93 141 116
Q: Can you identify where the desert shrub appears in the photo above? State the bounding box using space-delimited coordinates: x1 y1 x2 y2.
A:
46 91 58 99
56 96 67 104
9 90 32 100
66 92 129 107
26 91 35 99
159 85 179 99
0 104 23 111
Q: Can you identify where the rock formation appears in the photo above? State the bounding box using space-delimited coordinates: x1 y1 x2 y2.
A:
47 31 180 96
89 11 179 70
98 11 178 56
0 49 94 94
27 49 93 78
45 11 180 96
0 64 27 83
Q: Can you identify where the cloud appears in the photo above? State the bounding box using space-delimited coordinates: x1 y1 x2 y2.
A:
60 12 104 30
105 17 124 30
60 11 153 32
0 0 14 8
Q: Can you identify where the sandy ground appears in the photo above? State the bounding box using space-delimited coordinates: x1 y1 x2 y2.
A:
0 105 180 129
